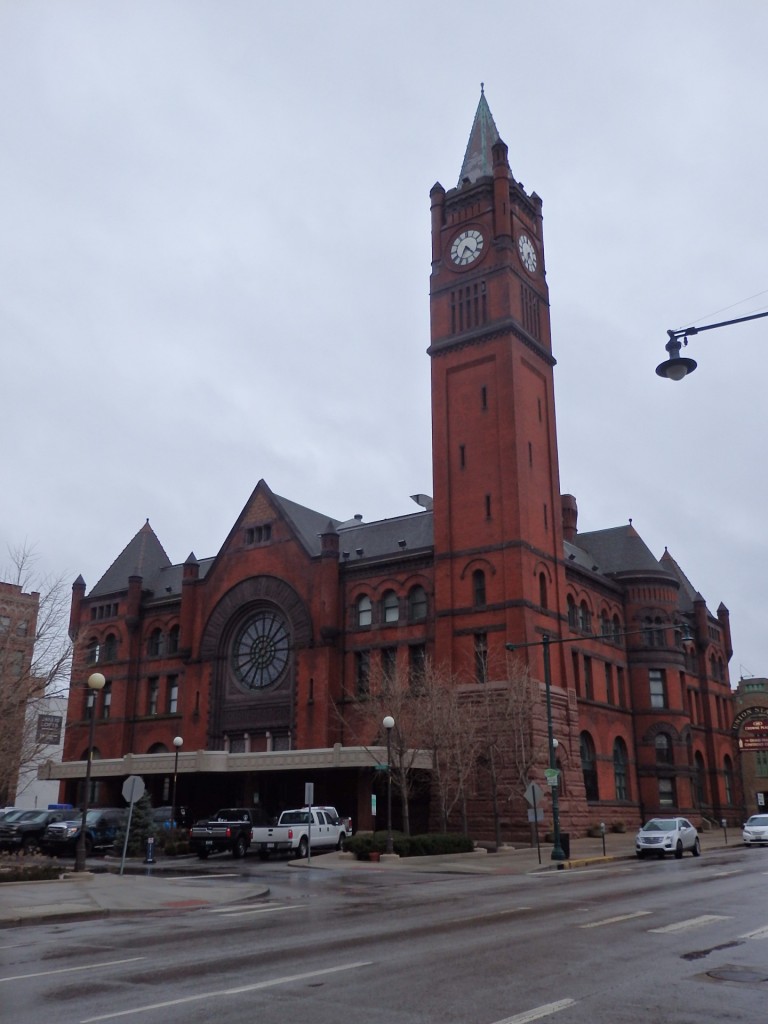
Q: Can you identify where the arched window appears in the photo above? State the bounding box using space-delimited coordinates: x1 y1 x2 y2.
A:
579 601 591 633
567 595 578 629
655 732 673 765
473 569 487 608
102 633 117 662
724 755 734 805
612 615 622 643
87 637 100 664
148 628 164 657
356 594 372 628
539 572 548 610
408 585 428 622
580 731 599 801
600 610 610 639
382 590 399 624
613 737 629 801
168 624 180 654
148 742 169 754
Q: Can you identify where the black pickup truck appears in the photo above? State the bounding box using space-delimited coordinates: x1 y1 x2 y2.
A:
188 808 271 859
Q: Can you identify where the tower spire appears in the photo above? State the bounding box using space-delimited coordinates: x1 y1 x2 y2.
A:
457 86 501 186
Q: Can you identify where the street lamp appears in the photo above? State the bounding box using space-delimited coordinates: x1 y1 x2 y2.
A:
656 309 768 380
74 671 106 872
383 715 395 855
507 635 565 861
171 736 183 829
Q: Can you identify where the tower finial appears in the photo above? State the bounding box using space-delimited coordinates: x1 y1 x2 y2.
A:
480 81 484 95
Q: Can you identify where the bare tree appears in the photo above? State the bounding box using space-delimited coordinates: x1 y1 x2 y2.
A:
471 653 542 847
0 544 73 803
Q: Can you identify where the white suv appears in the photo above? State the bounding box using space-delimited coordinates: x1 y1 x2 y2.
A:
636 817 701 859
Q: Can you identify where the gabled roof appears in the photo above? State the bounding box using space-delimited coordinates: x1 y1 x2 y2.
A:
271 492 341 558
458 86 501 186
89 521 172 598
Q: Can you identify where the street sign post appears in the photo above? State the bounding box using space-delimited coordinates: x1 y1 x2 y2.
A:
119 775 145 876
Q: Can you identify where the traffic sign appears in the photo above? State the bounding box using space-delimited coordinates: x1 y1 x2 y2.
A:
122 775 145 804
544 768 560 788
525 782 545 807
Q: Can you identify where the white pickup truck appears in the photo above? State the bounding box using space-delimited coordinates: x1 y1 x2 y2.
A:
251 805 351 859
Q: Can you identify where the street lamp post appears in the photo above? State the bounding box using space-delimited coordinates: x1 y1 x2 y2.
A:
383 715 395 855
656 309 768 380
74 671 106 872
171 736 183 829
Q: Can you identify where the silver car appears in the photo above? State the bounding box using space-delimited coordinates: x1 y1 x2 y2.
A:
635 817 701 859
742 814 768 846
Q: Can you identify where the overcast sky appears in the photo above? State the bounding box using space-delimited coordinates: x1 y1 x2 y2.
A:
2 2 766 683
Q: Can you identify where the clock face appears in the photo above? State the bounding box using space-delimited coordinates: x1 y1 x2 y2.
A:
450 229 484 266
517 234 537 273
232 609 290 690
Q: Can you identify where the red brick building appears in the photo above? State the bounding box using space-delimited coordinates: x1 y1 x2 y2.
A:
47 91 741 838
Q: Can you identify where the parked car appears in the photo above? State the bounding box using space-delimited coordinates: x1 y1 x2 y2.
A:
0 809 69 852
40 808 126 856
635 817 700 859
742 814 768 846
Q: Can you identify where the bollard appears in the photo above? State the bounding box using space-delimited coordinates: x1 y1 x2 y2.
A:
144 835 156 864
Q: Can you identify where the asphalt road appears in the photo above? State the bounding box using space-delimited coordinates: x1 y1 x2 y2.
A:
2 845 767 1023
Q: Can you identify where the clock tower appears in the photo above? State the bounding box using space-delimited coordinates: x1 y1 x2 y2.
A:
429 88 568 676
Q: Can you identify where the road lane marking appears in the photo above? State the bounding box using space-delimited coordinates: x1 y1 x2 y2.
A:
649 915 729 933
0 957 144 984
580 910 651 928
739 925 768 940
80 961 373 1022
167 873 241 880
490 998 576 1023
207 904 303 916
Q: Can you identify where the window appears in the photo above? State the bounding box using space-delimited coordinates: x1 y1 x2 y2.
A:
409 644 426 690
644 616 665 647
381 647 397 687
103 633 117 662
473 569 486 608
101 682 112 719
382 590 399 624
148 629 164 657
604 663 614 705
148 678 159 716
612 615 622 643
658 778 675 807
613 738 629 801
584 657 593 701
168 625 180 654
655 732 673 765
617 667 626 708
756 750 768 777
245 523 272 545
694 751 707 807
649 669 666 708
539 572 547 610
567 595 578 629
724 755 734 805
579 602 591 633
356 595 372 628
355 651 370 695
571 651 580 696
600 610 610 639
0 615 9 633
85 687 97 719
167 675 179 714
408 586 428 622
87 637 100 664
580 732 599 801
474 633 488 684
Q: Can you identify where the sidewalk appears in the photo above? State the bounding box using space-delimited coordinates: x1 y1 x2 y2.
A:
0 830 741 929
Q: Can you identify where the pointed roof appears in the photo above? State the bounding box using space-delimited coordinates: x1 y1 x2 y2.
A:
89 520 172 597
571 523 675 579
458 85 501 186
